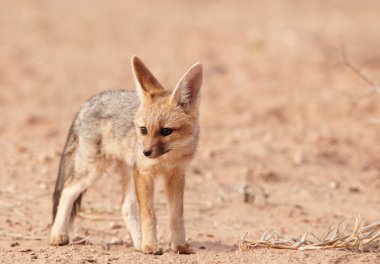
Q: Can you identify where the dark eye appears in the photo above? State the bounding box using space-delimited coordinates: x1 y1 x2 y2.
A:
160 128 172 136
140 127 148 135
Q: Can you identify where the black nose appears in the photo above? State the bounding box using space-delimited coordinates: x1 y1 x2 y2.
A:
143 149 152 157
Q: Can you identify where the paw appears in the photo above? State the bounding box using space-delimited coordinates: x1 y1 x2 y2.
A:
50 232 69 246
133 241 142 251
142 243 163 255
172 243 195 254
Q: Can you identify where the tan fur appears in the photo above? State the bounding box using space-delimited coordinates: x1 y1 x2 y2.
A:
132 57 202 254
50 56 202 255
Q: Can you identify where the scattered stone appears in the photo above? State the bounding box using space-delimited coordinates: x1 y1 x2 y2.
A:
38 153 52 163
207 150 216 159
199 246 206 249
349 187 360 193
259 170 279 183
103 256 119 263
82 257 96 263
109 237 123 245
191 167 202 175
39 182 48 190
238 183 255 203
26 115 44 125
205 172 214 179
17 146 28 153
109 222 122 230
328 180 339 189
10 242 19 247
293 151 304 165
20 248 32 252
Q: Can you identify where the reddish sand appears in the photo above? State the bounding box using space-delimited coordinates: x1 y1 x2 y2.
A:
1 0 380 263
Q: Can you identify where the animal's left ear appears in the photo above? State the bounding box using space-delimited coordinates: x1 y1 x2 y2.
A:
170 63 203 112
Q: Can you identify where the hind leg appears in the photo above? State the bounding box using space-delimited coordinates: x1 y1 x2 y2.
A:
50 178 93 245
121 172 141 249
51 141 103 246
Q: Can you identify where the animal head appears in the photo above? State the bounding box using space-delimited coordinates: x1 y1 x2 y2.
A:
132 56 203 159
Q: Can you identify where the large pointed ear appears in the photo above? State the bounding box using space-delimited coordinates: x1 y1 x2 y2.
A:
170 63 203 112
131 56 164 101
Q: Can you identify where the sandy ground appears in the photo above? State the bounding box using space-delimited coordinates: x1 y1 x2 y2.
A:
1 0 380 263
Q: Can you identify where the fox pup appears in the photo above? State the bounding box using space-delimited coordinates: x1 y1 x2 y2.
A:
50 56 203 255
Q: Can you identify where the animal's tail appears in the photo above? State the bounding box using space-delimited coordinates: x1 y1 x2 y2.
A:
52 121 82 223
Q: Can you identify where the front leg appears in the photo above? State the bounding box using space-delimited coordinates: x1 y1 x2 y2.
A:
165 172 194 254
133 167 162 255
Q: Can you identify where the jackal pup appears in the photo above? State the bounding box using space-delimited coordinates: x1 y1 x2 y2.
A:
51 56 202 255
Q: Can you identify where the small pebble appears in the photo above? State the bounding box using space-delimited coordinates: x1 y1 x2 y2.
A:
82 257 96 263
205 172 214 179
207 150 216 159
293 151 304 165
349 187 360 193
20 248 32 252
191 167 202 175
38 153 52 163
328 180 339 189
39 182 48 190
109 237 123 245
109 222 122 230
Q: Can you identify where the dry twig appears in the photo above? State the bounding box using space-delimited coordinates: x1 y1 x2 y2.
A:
340 45 380 97
240 215 380 252
70 236 90 245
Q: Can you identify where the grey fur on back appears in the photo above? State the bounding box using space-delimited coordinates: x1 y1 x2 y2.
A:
52 90 140 222
74 90 140 139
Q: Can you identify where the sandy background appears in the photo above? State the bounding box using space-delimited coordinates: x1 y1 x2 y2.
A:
1 0 380 263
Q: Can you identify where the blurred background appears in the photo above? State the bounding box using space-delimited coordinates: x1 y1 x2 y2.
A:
1 0 380 262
